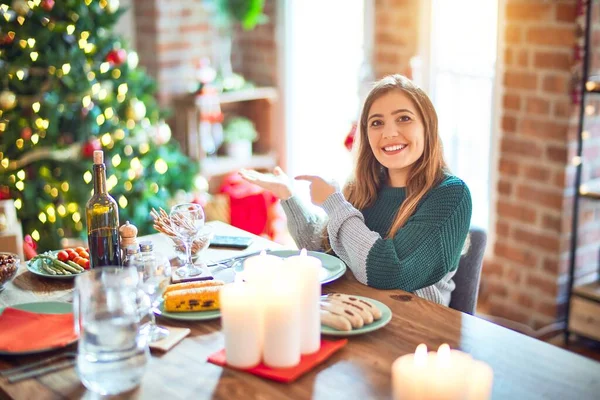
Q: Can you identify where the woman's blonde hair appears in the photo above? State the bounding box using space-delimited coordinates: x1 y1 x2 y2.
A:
325 75 447 248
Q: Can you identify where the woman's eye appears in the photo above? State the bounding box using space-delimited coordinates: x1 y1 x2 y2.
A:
397 115 411 123
370 120 383 127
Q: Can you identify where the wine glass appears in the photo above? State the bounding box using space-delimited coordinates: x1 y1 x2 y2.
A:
136 252 171 342
170 203 205 277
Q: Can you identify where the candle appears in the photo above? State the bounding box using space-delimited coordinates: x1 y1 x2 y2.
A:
392 344 493 400
242 250 283 288
262 273 301 368
219 282 262 369
283 248 321 355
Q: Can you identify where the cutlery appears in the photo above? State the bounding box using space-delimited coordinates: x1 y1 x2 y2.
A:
8 359 75 383
206 250 270 268
1 351 77 380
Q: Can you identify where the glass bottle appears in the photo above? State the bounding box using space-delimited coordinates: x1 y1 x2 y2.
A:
85 150 122 268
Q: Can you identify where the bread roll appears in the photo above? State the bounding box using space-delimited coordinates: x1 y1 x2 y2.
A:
320 300 364 328
327 293 382 320
320 310 352 331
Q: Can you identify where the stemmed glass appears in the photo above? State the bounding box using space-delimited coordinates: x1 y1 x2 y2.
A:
137 253 171 342
170 203 205 277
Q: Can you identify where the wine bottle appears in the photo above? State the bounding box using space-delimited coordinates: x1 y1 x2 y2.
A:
86 150 122 268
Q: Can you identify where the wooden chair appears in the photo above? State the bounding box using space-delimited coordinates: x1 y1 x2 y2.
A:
449 227 487 315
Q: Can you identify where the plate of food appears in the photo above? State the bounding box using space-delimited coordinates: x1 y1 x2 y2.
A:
319 294 392 336
26 248 90 279
154 280 224 321
266 250 347 285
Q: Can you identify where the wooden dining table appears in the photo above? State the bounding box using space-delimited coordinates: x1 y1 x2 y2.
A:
1 221 599 399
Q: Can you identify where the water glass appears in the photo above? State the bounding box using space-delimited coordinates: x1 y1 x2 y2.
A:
74 267 150 396
170 203 206 277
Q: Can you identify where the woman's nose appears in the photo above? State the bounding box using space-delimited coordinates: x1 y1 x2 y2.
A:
382 124 399 139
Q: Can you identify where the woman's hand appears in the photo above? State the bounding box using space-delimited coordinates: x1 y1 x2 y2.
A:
239 167 293 200
294 175 338 205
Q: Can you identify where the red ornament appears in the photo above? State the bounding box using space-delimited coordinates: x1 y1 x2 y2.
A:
21 127 32 140
41 0 54 11
106 49 127 66
82 138 101 158
344 122 357 152
0 186 10 200
23 235 38 260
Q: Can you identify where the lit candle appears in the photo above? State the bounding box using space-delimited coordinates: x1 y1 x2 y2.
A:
262 274 301 368
282 248 321 355
391 344 493 400
242 250 283 288
219 282 262 369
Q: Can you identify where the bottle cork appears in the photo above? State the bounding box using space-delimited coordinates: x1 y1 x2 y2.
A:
93 150 104 165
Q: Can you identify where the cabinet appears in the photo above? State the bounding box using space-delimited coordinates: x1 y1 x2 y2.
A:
566 0 600 343
173 87 281 189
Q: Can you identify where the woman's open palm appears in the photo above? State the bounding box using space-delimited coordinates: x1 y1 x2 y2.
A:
239 167 293 200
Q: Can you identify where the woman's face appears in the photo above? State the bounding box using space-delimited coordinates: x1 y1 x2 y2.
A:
366 90 425 187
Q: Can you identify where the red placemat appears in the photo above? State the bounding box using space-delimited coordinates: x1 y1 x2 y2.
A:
0 308 77 352
208 339 348 383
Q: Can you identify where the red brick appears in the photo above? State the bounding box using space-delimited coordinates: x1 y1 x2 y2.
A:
499 158 520 176
482 260 504 277
500 137 544 159
543 258 560 275
498 180 512 195
542 214 562 233
489 301 531 324
504 71 537 90
496 220 510 237
554 101 572 118
376 32 406 47
533 51 571 70
535 301 558 318
525 97 551 115
520 119 567 141
496 200 537 223
503 94 521 111
518 50 529 67
543 75 569 94
505 49 513 65
506 266 521 284
523 165 551 182
554 170 566 187
502 115 517 133
547 145 568 163
505 25 522 44
517 293 534 308
527 274 558 296
494 241 538 266
516 185 564 210
526 27 575 47
513 228 560 251
556 4 577 23
375 50 400 65
506 3 552 21
486 281 508 297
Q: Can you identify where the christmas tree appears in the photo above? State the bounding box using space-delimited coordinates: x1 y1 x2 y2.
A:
0 0 198 251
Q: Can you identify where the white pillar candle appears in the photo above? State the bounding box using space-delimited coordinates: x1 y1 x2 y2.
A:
391 344 493 400
219 282 262 369
262 273 301 368
242 250 283 288
283 248 321 355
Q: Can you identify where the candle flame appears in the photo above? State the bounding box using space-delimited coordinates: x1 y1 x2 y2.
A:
437 343 451 367
414 344 427 367
300 248 307 256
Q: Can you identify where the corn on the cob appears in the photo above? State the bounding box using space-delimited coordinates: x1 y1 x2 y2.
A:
163 280 225 295
164 286 221 312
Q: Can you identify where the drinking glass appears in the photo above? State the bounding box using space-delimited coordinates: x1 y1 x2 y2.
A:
170 203 205 277
136 252 172 342
74 267 149 396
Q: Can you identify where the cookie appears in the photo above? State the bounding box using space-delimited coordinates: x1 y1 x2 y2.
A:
320 309 352 331
327 293 382 320
320 300 364 329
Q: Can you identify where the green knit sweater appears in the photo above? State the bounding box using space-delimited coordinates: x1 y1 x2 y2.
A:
281 174 472 305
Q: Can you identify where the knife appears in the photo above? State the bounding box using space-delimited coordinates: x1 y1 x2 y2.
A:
206 249 270 268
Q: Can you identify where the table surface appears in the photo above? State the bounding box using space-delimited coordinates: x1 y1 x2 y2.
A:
1 221 599 400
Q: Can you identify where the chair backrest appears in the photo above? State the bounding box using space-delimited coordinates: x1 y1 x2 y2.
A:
449 227 487 315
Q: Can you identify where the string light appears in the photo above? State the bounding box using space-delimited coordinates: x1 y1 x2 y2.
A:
1 159 9 168
57 205 66 216
83 171 92 183
118 195 128 208
48 66 56 74
31 134 39 144
30 52 39 61
67 25 75 35
67 203 78 213
100 62 110 74
16 70 25 80
87 71 95 81
76 221 83 231
16 170 25 180
0 123 5 132
127 169 135 180
62 63 71 74
112 154 121 167
50 188 58 197
81 31 90 40
61 182 69 192
112 69 121 79
14 199 22 209
84 43 95 54
101 133 111 146
117 83 128 95
92 83 100 94
117 94 126 103
150 183 159 194
15 181 24 191
44 184 51 193
84 0 92 6
155 159 168 174
126 120 135 129
57 228 64 237
8 175 15 183
96 114 105 125
39 212 47 223
78 38 87 49
139 143 149 154
16 139 24 149
130 157 141 170
114 129 125 140
72 212 81 223
47 205 55 218
31 230 40 241
124 145 133 156
106 175 118 191
27 38 35 48
82 95 91 108
32 102 40 112
48 213 56 223
17 16 25 25
98 89 108 100
124 181 132 191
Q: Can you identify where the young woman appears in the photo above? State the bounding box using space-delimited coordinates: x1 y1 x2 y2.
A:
240 74 472 306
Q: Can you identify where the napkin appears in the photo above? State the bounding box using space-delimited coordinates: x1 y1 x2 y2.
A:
0 308 78 352
207 339 348 383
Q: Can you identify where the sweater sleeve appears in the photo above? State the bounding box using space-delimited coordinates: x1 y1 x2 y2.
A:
323 181 472 292
280 195 327 251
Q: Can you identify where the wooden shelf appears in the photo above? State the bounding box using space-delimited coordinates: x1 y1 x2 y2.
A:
194 87 278 106
573 281 600 302
580 178 600 200
200 153 277 177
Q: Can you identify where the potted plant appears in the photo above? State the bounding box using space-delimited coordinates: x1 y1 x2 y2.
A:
222 117 258 158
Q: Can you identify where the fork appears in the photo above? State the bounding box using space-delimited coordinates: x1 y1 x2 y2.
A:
1 351 77 382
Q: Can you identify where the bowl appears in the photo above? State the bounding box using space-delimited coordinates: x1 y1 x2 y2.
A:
0 252 20 291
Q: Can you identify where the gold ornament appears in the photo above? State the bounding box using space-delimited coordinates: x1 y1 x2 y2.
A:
11 0 30 16
126 99 146 121
0 91 17 111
